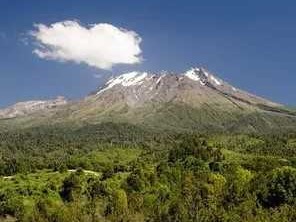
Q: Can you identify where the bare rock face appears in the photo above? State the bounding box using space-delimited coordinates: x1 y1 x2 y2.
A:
0 96 67 119
91 68 280 109
1 67 294 132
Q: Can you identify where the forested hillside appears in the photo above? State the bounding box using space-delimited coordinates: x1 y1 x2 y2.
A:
1 124 296 221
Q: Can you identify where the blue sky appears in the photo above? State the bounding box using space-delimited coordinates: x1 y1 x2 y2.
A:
0 0 296 107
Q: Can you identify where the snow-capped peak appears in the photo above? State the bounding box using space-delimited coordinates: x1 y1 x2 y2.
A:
96 67 227 96
184 68 223 86
184 68 201 81
107 71 148 87
97 71 150 95
210 75 222 86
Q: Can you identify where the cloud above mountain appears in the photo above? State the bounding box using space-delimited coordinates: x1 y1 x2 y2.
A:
30 21 142 70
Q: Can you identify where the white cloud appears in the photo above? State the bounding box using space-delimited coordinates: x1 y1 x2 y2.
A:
30 21 142 70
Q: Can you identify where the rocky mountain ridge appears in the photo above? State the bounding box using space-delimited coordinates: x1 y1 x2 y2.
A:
93 67 280 108
0 68 295 133
0 96 67 119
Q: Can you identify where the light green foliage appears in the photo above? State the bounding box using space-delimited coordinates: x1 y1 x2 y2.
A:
111 189 128 216
0 130 296 221
205 173 227 198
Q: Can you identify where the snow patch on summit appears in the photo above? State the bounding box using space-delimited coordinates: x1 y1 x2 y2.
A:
97 71 148 95
210 76 222 86
184 68 201 81
184 68 223 86
156 74 166 85
108 72 148 87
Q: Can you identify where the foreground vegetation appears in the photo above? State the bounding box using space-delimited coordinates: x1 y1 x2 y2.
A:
1 125 296 221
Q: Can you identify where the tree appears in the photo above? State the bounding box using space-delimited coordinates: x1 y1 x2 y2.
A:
225 166 253 204
264 166 296 207
60 172 84 202
108 189 128 221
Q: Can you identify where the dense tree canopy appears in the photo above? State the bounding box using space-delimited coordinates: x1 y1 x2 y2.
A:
0 126 296 221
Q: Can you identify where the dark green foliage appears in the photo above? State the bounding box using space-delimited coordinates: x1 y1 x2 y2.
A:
1 127 296 221
168 135 223 163
60 172 84 202
258 167 296 207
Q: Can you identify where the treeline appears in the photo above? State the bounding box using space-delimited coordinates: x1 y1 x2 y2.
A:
0 123 160 176
1 124 296 176
212 133 296 158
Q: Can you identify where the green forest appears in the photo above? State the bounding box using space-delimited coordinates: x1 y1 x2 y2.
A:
1 124 296 222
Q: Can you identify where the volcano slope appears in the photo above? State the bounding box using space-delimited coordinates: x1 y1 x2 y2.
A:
0 68 296 134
